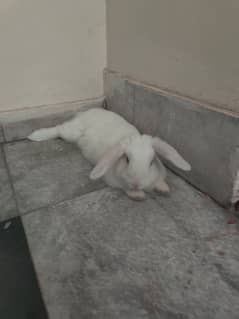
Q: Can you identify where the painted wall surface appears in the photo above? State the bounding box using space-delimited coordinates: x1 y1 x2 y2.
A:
0 0 106 111
106 0 239 113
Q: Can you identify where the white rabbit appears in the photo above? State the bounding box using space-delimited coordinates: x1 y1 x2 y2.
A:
28 108 191 201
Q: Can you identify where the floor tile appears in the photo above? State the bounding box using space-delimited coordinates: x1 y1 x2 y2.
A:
4 139 104 214
23 177 239 319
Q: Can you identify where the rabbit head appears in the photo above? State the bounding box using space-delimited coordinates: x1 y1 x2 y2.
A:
90 135 191 191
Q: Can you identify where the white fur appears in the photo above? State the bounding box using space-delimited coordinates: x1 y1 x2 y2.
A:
28 108 191 200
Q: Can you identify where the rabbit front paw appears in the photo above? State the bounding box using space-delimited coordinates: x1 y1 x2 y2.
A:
126 190 146 201
154 179 170 195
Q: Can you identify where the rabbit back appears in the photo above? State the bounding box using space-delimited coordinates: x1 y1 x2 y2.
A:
72 108 139 164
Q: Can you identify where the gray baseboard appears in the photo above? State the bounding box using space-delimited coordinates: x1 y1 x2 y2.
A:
0 98 104 142
104 69 239 207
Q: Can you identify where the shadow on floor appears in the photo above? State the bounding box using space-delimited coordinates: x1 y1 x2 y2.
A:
0 217 48 319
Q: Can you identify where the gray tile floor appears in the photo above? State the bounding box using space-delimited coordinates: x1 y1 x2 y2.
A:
4 140 103 214
1 134 239 319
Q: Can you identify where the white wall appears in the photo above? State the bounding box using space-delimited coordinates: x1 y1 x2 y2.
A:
107 0 239 113
0 0 106 111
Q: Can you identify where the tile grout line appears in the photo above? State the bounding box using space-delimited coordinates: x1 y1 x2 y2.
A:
20 185 107 219
1 144 21 216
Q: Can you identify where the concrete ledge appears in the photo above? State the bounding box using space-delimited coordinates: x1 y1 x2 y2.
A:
104 69 239 207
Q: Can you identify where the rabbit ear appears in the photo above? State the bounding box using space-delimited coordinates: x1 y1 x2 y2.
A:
152 137 191 171
90 142 125 180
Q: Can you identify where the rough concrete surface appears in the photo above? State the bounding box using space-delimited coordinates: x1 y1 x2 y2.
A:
23 174 239 319
4 140 104 214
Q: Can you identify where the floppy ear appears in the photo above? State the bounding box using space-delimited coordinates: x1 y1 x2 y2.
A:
152 137 191 171
90 142 125 180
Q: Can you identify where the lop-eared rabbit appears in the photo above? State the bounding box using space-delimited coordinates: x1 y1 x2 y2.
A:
28 108 191 201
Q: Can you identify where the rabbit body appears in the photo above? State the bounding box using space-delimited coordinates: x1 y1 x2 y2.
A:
29 108 190 200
